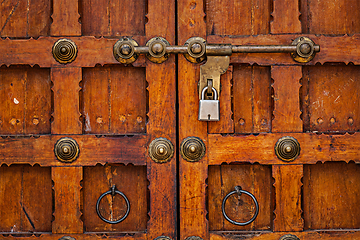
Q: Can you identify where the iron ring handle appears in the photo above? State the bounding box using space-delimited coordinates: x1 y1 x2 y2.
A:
96 187 130 224
222 187 259 226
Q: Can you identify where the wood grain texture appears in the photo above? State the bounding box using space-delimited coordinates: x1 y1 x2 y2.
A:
83 165 147 232
272 66 302 133
0 165 52 233
0 36 147 68
0 233 146 239
271 0 301 33
208 133 360 165
51 67 82 134
300 0 360 35
303 162 360 230
210 231 360 240
233 66 272 134
205 0 270 35
208 66 234 134
208 165 272 231
273 165 303 232
51 0 81 36
82 66 146 134
52 167 83 233
80 0 146 36
0 135 147 166
178 0 208 239
0 0 50 38
146 0 176 239
302 65 360 132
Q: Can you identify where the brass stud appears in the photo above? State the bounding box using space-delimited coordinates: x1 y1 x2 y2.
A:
279 234 300 240
291 36 317 63
275 136 300 162
180 137 206 162
148 137 174 163
146 37 169 63
184 37 206 63
154 236 172 240
113 37 139 64
185 237 203 240
54 137 80 163
52 39 77 64
59 237 76 240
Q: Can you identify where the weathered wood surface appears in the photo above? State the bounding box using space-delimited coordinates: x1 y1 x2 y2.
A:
0 135 147 166
270 0 301 34
50 0 81 36
52 167 83 233
210 231 360 240
209 133 360 165
0 234 146 239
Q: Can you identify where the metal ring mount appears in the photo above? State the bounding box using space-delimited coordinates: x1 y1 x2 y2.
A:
184 37 207 63
54 137 80 163
146 37 170 63
279 234 300 240
52 39 77 64
274 136 301 162
180 136 206 162
96 185 130 224
291 36 317 63
222 186 259 226
148 137 174 163
113 37 139 64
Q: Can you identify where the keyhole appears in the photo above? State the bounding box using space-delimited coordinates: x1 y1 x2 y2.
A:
208 114 211 120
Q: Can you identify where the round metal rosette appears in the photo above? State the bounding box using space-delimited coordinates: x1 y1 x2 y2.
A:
185 237 203 240
184 37 207 63
291 36 317 63
180 136 206 162
52 39 78 64
58 237 76 240
113 37 139 64
154 236 172 240
274 136 301 162
54 137 80 163
148 137 174 163
279 234 300 240
146 37 170 63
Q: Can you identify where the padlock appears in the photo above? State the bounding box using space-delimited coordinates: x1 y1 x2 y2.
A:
198 86 220 121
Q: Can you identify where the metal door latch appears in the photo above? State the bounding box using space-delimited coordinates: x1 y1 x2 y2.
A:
113 36 320 121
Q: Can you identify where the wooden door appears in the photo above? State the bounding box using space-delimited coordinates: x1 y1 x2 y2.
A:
0 1 176 240
178 0 360 239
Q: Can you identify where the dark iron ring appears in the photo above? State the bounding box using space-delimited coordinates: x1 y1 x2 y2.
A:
222 187 259 226
96 188 130 224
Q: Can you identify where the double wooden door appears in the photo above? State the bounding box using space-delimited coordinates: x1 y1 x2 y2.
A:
1 0 360 240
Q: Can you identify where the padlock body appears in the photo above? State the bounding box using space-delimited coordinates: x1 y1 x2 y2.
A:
198 99 220 121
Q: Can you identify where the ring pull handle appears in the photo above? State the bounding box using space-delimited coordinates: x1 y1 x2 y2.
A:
96 185 130 224
222 186 259 226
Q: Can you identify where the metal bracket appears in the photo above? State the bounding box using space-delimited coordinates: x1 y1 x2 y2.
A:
198 56 230 100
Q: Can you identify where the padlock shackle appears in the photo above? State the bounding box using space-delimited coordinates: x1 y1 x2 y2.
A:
201 86 218 100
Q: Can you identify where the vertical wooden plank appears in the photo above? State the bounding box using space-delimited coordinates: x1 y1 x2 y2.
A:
208 66 234 134
25 68 51 134
110 67 146 134
52 167 83 233
272 66 302 133
178 0 208 239
233 66 253 133
27 0 51 37
0 0 27 37
270 0 301 34
51 0 81 36
51 67 82 134
21 165 52 232
0 165 22 232
0 68 25 135
82 67 110 134
273 165 303 232
146 0 176 239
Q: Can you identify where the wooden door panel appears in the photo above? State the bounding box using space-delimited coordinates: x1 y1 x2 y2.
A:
179 0 360 239
0 0 176 239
